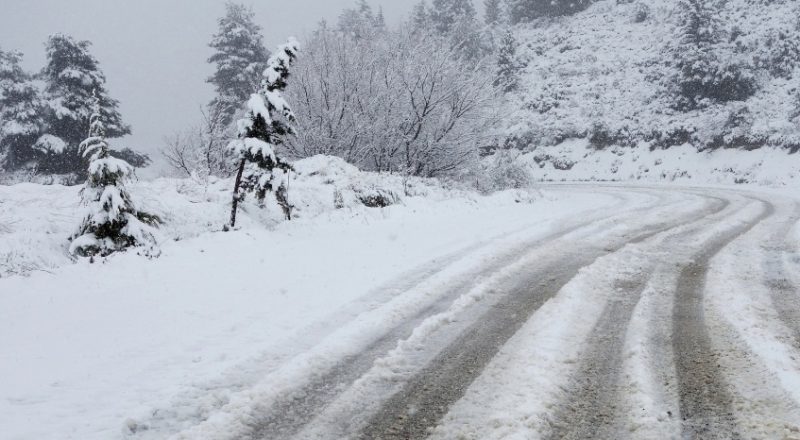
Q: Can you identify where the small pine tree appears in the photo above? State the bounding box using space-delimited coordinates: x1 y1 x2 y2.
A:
495 30 521 92
208 2 271 123
0 48 44 171
70 93 157 258
484 0 502 26
228 38 300 228
41 34 130 176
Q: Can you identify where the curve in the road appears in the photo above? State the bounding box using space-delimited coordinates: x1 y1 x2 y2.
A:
248 189 661 439
356 191 729 440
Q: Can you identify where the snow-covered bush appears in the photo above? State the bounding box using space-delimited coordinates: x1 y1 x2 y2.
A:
477 149 534 192
69 97 158 258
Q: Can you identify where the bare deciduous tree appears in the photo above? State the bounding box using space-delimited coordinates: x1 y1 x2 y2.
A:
285 23 497 178
162 103 233 179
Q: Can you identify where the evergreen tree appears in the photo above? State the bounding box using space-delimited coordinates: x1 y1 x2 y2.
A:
376 6 386 30
208 2 271 122
430 0 476 34
411 1 432 32
484 0 502 26
506 0 593 24
70 93 157 258
228 38 299 228
41 34 130 175
667 0 755 110
338 0 385 39
495 30 521 92
0 48 44 171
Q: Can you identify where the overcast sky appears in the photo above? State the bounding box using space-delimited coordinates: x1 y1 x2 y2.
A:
0 0 415 173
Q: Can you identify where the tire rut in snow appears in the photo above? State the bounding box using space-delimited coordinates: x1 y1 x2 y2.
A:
356 196 723 440
762 202 800 344
673 199 774 439
542 196 732 440
543 278 648 440
249 194 649 439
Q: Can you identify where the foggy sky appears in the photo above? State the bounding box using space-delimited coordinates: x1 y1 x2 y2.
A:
0 0 415 175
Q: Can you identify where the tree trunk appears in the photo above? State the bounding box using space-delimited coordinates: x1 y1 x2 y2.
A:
229 159 246 228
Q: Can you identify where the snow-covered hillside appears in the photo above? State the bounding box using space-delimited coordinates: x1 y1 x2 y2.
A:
498 0 800 177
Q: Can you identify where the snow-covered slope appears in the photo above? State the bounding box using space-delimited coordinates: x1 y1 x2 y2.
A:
506 0 800 149
496 0 800 183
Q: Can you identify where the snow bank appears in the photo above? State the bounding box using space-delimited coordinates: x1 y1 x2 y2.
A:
507 140 800 187
0 155 468 278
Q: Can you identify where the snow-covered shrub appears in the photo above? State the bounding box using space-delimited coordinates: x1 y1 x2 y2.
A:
631 2 649 23
354 188 399 208
478 149 533 192
70 98 158 258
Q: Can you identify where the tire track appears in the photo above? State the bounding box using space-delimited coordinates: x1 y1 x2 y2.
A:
542 194 742 440
248 190 667 439
762 201 800 344
355 192 727 440
673 198 774 439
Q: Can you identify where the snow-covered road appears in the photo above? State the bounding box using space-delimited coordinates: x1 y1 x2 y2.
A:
172 186 800 440
3 185 799 440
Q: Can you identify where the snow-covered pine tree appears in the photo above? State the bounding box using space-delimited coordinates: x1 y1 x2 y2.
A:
484 0 502 27
338 0 385 39
41 34 130 176
430 0 477 34
506 0 593 24
0 48 44 171
495 30 520 92
70 93 158 258
667 0 755 111
228 38 300 228
208 2 271 123
411 1 432 33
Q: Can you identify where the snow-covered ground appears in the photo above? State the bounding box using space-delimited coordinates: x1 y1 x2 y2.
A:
3 155 799 439
0 156 612 439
